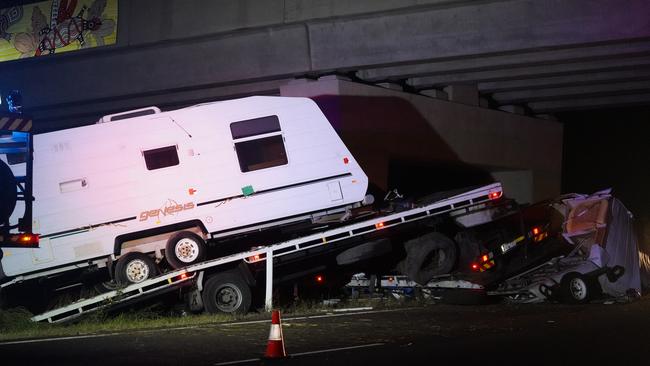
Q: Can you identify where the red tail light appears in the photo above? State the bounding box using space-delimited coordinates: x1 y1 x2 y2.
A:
375 222 385 229
489 191 502 200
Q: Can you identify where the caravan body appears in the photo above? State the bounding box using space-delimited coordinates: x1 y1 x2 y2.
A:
1 96 368 279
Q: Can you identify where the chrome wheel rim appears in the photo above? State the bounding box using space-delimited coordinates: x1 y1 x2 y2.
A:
570 278 587 300
175 237 200 263
125 259 150 283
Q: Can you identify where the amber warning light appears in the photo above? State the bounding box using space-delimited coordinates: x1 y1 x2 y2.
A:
1 233 40 248
247 253 266 263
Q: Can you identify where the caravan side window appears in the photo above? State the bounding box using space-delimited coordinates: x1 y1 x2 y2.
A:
230 116 287 172
142 145 179 170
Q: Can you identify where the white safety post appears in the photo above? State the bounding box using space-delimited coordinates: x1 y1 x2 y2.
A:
265 248 273 312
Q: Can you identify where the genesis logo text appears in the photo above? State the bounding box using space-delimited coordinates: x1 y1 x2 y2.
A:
139 201 195 221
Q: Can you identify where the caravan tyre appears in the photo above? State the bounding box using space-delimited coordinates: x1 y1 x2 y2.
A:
559 272 595 304
202 272 252 314
115 252 158 285
165 231 206 269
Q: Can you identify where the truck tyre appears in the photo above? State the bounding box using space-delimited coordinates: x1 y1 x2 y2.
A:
559 272 596 304
94 280 121 294
115 252 158 285
399 232 457 284
202 271 252 314
165 231 206 269
336 239 392 265
0 160 17 223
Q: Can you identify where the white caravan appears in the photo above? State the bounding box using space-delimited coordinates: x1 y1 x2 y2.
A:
0 96 368 285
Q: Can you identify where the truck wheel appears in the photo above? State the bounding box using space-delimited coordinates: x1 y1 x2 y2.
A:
202 272 252 314
94 280 121 293
115 252 158 285
165 231 206 269
400 232 457 284
559 272 596 304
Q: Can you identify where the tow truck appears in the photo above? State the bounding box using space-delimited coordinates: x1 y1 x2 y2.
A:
0 96 512 321
29 182 507 323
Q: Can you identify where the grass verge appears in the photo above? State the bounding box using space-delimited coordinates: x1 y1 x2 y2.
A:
0 296 421 342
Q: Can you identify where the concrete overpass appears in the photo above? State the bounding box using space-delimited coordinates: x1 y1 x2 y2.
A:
1 0 647 122
1 0 648 202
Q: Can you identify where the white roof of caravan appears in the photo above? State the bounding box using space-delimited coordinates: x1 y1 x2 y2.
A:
39 96 314 136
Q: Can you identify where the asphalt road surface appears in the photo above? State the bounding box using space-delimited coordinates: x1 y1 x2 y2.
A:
2 297 650 365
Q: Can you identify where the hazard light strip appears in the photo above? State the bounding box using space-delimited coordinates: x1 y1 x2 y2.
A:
0 116 33 132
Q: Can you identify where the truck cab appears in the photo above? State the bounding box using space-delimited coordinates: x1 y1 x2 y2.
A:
0 112 39 273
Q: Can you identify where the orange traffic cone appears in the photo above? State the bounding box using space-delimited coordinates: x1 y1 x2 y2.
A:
263 309 287 359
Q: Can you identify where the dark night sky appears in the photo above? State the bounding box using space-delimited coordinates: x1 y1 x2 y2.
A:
560 106 650 249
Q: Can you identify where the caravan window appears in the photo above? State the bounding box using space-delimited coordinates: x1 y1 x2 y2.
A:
231 116 287 172
235 135 287 172
143 145 179 170
230 116 281 139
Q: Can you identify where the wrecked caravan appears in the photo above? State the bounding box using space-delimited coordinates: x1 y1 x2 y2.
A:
494 190 643 303
1 96 369 285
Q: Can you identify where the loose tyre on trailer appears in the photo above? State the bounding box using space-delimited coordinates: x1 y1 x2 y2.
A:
397 232 458 285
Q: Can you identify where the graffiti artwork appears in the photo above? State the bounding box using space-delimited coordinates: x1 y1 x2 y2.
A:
0 0 117 62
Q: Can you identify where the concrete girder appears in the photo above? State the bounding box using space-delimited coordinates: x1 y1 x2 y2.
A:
491 80 650 105
528 93 650 113
283 0 474 23
407 56 650 89
126 0 474 45
479 68 650 93
2 0 649 117
0 25 311 110
308 0 650 71
358 40 650 82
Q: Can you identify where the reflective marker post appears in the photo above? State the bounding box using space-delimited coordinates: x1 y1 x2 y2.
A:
265 248 273 312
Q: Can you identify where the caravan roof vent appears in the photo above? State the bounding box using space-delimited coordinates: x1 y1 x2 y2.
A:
97 107 161 124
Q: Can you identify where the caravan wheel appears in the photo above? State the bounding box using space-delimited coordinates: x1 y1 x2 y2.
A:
115 252 158 285
165 231 207 269
559 272 597 304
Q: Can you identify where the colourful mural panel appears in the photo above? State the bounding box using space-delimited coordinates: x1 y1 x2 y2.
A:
0 0 117 62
